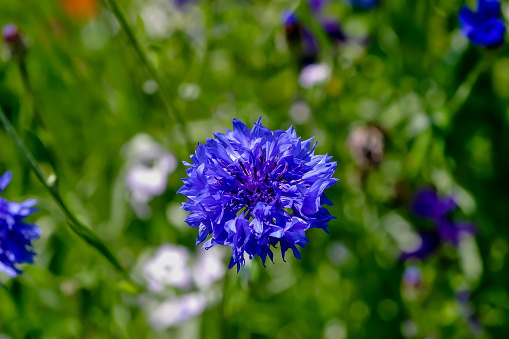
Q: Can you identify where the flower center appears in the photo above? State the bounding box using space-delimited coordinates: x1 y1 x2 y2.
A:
215 153 286 213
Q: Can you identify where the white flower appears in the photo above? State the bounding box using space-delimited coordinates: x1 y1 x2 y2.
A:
123 134 178 218
298 63 331 88
149 293 207 330
192 246 225 289
143 245 193 292
139 244 226 330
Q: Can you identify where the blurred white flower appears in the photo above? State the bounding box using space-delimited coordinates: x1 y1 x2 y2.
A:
327 241 350 266
298 63 331 88
192 246 225 289
178 83 201 101
123 133 177 219
289 101 312 124
138 244 226 330
140 4 173 39
149 293 207 330
143 244 192 292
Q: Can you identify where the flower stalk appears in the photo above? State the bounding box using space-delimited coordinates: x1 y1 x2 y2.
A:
447 56 490 118
0 104 137 288
103 0 192 154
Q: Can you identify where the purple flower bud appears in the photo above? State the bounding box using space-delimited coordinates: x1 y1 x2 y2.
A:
403 265 422 287
2 24 20 44
2 24 28 59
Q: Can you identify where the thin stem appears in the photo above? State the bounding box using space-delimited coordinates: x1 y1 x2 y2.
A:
103 0 192 154
0 105 136 286
447 56 490 118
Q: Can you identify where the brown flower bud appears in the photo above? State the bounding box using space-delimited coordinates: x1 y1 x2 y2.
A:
348 124 385 169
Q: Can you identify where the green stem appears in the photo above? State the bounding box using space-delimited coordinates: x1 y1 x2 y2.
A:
447 57 490 118
0 105 134 285
103 0 192 153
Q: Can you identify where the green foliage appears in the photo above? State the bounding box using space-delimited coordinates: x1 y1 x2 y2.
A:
1 0 508 338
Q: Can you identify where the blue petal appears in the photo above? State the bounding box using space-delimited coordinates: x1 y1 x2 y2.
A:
0 171 12 192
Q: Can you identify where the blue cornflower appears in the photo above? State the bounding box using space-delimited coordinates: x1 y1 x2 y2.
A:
0 171 40 278
178 118 338 271
458 0 506 48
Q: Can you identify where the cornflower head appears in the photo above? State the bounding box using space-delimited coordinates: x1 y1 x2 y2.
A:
178 118 338 271
458 0 506 48
0 171 40 279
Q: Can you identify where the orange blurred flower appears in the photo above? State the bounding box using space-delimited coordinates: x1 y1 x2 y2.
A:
61 0 99 19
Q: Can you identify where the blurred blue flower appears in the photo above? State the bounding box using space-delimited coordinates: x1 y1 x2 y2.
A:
400 231 440 261
455 289 471 304
306 2 370 46
351 0 380 10
309 0 329 12
281 10 298 26
402 189 477 261
458 0 506 48
412 189 476 245
436 219 476 246
282 11 320 68
412 188 457 220
0 171 40 278
321 20 348 43
174 0 197 8
403 265 422 287
179 118 337 271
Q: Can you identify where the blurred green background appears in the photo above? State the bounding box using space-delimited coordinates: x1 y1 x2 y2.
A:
1 0 509 338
